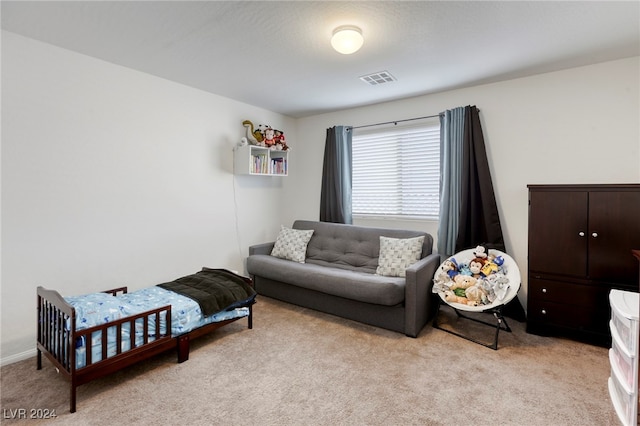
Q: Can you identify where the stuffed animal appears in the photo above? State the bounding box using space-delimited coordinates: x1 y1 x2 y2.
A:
242 120 264 144
263 127 276 147
442 258 459 278
469 258 486 277
432 270 450 292
450 274 477 290
483 273 510 301
481 260 499 276
465 285 488 305
473 245 488 259
444 290 478 306
274 130 289 150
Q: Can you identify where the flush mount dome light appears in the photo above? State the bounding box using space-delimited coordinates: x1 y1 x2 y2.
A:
331 25 364 54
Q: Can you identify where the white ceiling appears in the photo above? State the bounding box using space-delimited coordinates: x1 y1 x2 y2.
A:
2 1 639 118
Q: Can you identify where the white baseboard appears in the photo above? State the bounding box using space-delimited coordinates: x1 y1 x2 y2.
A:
1 348 36 367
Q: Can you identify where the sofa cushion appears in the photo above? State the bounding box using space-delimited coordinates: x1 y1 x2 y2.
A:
376 235 425 278
246 254 406 306
292 220 432 274
270 226 314 263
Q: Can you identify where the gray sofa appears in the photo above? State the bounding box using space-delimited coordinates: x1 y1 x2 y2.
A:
246 220 440 337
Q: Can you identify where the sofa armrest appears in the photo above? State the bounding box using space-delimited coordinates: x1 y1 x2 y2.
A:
249 242 275 256
404 253 441 337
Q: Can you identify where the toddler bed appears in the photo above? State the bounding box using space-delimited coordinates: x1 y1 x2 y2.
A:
36 268 256 413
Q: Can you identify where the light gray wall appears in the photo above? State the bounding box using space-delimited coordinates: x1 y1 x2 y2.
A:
1 31 296 363
286 56 640 312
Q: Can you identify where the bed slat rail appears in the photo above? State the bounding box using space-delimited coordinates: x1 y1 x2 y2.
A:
37 287 75 375
76 304 172 371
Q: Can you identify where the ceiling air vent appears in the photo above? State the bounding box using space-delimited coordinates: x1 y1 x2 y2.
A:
359 71 397 86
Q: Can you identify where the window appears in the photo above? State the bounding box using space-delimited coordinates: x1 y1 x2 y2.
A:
352 121 440 220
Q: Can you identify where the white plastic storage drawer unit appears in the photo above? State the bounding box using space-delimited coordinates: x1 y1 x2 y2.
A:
608 289 639 426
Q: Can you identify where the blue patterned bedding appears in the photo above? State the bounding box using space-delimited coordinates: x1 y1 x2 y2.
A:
65 286 249 369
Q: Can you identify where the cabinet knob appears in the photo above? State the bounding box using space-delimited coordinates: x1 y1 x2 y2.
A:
578 231 585 237
591 232 598 238
542 288 547 293
541 309 547 315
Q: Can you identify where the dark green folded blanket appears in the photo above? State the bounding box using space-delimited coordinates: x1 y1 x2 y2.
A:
158 268 256 317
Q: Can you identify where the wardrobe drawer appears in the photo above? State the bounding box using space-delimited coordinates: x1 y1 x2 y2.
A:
528 299 610 333
529 278 609 307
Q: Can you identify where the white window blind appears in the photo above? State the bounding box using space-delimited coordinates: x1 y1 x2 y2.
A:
352 122 440 219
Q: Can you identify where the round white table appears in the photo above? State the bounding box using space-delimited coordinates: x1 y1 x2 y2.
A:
432 248 521 350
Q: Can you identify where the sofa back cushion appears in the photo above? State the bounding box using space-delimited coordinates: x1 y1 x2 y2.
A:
292 220 433 274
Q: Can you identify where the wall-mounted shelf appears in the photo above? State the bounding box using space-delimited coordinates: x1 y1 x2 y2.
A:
234 145 288 176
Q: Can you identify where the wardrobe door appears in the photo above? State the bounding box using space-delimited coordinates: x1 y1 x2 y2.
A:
528 190 588 277
588 191 640 285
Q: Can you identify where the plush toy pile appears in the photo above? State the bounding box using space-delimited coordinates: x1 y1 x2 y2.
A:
432 245 511 307
242 119 289 151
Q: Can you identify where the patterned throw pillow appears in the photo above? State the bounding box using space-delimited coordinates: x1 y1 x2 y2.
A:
376 235 425 277
270 226 314 263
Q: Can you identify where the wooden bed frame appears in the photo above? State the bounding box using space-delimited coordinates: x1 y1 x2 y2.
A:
37 281 254 413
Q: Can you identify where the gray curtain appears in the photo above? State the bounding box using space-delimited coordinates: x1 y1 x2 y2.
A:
455 106 505 253
320 126 352 224
437 107 465 256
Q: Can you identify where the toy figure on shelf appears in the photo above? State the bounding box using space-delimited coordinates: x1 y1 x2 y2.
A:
274 129 289 150
242 120 263 145
263 127 276 147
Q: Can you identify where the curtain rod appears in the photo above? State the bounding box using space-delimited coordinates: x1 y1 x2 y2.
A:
351 113 440 130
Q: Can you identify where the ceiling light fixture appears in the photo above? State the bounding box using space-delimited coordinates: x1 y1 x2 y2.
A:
331 25 364 55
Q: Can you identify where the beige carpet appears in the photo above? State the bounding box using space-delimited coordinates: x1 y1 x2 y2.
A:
1 297 619 425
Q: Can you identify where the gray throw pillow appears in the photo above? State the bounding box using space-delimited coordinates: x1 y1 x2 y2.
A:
376 235 425 277
270 226 314 263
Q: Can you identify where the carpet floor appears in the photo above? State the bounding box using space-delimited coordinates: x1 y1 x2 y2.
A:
1 297 620 425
